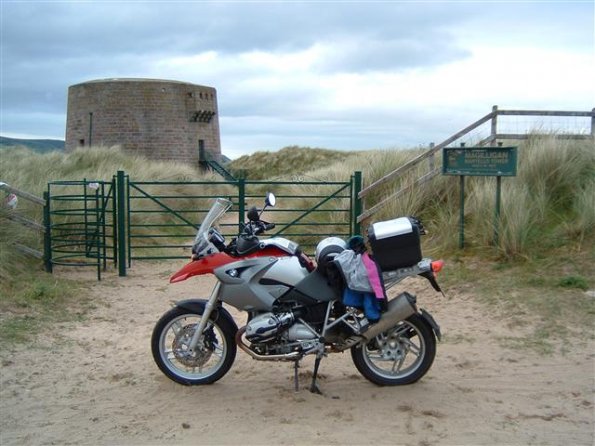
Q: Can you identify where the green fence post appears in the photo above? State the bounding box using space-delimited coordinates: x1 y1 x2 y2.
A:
100 182 107 271
238 178 245 230
112 175 118 267
459 175 465 249
43 191 53 273
353 171 362 236
494 175 502 246
95 186 101 281
116 170 127 277
83 178 89 257
126 174 132 267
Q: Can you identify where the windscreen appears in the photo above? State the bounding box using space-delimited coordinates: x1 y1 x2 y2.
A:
194 198 233 244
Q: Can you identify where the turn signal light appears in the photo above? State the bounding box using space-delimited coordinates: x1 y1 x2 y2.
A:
431 260 444 273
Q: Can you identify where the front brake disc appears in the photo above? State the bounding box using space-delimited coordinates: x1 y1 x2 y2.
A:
172 325 215 367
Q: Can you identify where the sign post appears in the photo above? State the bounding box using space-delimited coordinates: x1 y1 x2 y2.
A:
443 146 518 248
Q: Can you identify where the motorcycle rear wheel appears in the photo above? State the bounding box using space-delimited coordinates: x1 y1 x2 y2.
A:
350 314 436 386
151 306 237 385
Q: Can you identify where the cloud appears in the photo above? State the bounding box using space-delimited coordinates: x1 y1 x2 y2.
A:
311 33 470 73
1 1 593 155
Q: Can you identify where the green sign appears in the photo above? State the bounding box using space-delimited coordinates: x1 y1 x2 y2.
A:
443 147 517 177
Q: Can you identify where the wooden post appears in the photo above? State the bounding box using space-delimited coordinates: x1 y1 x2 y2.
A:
491 105 498 146
428 142 435 173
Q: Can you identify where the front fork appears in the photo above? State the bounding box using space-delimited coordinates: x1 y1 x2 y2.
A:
187 282 221 352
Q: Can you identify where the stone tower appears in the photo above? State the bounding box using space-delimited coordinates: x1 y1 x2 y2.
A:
65 78 221 164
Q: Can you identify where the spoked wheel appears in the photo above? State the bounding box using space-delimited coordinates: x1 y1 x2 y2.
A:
151 306 237 385
351 314 436 386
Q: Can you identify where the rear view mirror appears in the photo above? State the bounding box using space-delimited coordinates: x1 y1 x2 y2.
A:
265 192 276 208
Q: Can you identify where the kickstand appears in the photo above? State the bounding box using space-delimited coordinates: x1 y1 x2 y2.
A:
309 355 323 395
293 360 300 393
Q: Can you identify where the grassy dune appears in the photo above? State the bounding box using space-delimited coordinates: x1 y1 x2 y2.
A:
231 137 593 260
228 146 354 180
1 139 593 348
232 139 594 353
0 147 218 310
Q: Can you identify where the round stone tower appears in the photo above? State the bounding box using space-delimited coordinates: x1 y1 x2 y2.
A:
65 78 221 164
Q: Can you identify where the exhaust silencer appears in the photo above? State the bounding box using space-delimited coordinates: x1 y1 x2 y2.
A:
362 292 417 341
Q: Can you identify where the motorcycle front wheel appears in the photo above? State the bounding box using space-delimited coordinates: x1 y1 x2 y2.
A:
151 306 237 385
351 314 436 386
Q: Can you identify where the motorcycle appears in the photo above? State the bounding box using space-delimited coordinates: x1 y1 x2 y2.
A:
151 193 444 393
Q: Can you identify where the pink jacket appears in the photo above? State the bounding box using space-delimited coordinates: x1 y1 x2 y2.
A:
362 252 386 300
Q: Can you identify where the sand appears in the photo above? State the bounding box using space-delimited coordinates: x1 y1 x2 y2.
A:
1 261 593 445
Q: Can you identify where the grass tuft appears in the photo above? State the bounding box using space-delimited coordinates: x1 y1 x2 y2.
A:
557 276 589 291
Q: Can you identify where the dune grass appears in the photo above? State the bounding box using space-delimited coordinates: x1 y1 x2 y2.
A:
290 137 594 260
2 138 593 266
0 145 223 343
228 146 353 180
234 139 594 355
9 138 589 263
237 137 593 262
1 138 593 348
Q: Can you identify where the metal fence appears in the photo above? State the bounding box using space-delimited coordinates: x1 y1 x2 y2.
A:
46 179 116 280
125 174 362 264
45 171 362 278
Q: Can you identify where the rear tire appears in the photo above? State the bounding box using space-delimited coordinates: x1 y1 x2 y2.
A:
351 313 436 386
151 306 237 385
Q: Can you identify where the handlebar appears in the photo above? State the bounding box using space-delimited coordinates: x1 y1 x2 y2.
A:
245 220 275 236
194 194 278 260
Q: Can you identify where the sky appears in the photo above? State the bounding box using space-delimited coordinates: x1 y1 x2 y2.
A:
1 1 594 159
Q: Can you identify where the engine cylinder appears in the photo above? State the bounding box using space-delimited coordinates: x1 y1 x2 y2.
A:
245 311 294 342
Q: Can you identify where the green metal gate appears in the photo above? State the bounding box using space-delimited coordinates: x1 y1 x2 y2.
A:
126 177 237 262
46 170 362 278
45 178 117 280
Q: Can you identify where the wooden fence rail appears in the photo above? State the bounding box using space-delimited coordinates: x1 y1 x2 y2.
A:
0 182 45 205
1 182 45 258
357 105 595 223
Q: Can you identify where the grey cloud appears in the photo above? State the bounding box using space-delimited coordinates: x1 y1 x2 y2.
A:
219 82 330 119
1 1 470 117
452 2 594 51
2 53 156 113
2 3 185 58
2 2 468 63
221 110 446 154
314 37 470 73
1 1 591 151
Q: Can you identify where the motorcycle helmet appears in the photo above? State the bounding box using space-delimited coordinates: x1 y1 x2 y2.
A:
315 237 346 270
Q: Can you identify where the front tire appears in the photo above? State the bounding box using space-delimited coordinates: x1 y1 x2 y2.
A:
151 306 237 385
351 313 436 386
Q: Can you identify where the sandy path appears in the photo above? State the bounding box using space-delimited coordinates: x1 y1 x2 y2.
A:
1 261 593 445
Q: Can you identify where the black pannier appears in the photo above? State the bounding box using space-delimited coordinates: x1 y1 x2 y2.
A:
367 217 422 271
